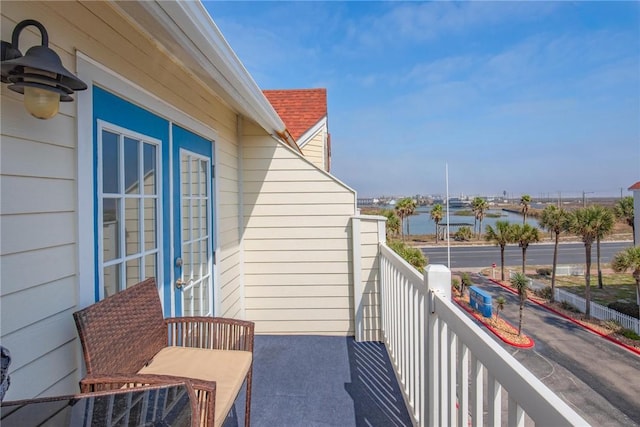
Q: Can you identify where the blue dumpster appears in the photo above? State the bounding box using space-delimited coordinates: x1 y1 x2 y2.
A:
469 286 492 318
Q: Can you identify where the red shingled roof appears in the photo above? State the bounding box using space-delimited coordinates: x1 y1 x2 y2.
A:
263 89 327 141
629 181 640 190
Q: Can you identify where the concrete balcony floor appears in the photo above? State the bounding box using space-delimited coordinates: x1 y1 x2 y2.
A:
224 335 412 427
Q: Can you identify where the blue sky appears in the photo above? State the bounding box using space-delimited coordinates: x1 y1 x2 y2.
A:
205 1 640 199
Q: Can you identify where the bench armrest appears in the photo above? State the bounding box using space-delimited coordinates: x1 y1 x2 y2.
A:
165 317 254 352
80 373 215 427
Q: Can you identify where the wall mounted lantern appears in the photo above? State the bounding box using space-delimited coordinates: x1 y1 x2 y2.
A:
1 19 87 119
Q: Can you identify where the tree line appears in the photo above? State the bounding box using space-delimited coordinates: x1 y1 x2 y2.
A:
484 196 638 319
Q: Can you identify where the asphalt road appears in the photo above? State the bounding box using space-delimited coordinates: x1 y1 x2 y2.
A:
469 273 640 426
421 241 633 269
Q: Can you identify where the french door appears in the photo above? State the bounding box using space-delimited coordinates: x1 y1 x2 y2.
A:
172 126 214 317
93 87 215 317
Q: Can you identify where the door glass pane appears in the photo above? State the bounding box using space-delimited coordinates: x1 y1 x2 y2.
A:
200 203 207 239
191 158 200 198
182 199 190 242
124 137 140 194
103 264 120 297
125 198 140 255
103 198 120 261
125 258 140 288
199 160 207 196
182 243 191 280
102 131 119 194
192 198 201 240
144 254 156 281
182 155 190 196
143 143 156 195
144 198 156 250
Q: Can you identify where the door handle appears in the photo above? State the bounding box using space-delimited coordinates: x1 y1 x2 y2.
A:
176 278 186 289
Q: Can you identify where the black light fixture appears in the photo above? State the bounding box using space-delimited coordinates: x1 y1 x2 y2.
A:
1 19 87 119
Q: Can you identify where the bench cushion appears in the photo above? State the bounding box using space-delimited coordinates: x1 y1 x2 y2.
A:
138 346 252 427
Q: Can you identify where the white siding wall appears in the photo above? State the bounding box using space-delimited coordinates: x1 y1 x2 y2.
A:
300 127 326 171
355 216 384 341
242 123 357 335
0 1 249 399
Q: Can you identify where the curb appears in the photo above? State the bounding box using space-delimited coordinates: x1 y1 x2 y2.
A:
454 297 535 349
487 278 640 357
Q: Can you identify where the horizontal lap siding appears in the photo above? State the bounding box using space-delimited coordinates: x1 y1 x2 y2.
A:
0 0 245 399
242 136 356 335
358 217 382 341
300 129 326 171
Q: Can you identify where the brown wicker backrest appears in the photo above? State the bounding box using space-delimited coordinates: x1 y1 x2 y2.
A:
73 278 167 375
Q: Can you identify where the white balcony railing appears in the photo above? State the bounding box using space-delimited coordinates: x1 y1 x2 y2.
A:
379 243 589 426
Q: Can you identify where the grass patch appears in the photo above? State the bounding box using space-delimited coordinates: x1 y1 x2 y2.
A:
539 273 636 306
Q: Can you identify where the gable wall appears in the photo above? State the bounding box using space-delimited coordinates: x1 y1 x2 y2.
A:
0 1 250 399
300 126 327 171
241 121 357 334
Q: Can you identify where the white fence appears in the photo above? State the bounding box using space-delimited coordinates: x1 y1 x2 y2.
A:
555 265 584 276
555 288 640 334
379 244 588 427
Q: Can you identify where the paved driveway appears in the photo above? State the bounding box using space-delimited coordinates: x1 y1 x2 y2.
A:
470 273 640 427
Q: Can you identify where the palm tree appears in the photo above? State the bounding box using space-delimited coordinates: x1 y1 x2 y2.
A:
520 194 532 224
460 272 471 296
382 209 400 241
614 196 635 245
471 197 482 236
539 205 569 301
495 295 506 322
611 246 640 306
591 205 614 288
395 198 416 240
484 220 514 281
567 206 601 318
430 204 444 243
510 272 529 336
512 223 541 274
472 197 489 239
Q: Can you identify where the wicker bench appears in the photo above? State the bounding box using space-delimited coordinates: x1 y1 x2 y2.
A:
73 278 254 427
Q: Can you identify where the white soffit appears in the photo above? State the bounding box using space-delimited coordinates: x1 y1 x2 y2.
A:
111 0 286 136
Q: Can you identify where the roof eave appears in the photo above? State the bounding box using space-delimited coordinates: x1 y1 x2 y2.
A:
114 1 298 150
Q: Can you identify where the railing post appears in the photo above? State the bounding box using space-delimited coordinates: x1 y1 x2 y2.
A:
352 217 363 342
425 264 451 427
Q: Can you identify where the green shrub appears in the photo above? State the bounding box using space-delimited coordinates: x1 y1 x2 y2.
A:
534 286 553 300
453 226 473 241
452 278 460 291
620 328 640 341
607 302 639 319
388 240 427 273
536 267 552 277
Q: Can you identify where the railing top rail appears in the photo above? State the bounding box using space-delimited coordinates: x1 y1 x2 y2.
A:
432 292 589 426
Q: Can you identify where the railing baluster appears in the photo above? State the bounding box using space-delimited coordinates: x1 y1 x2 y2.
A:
428 291 439 427
488 372 502 427
471 354 483 427
508 395 525 427
439 319 449 425
457 340 469 427
448 329 457 427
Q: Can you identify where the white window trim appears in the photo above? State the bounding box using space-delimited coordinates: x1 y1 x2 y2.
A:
177 148 214 316
97 120 162 300
76 51 220 316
